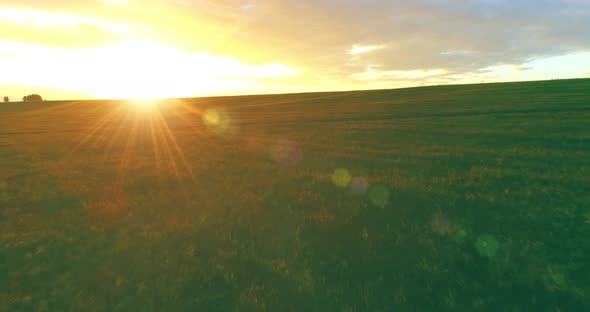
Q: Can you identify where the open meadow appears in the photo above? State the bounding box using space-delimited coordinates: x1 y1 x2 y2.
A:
1 78 589 311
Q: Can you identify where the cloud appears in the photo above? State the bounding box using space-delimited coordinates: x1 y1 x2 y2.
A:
348 44 385 55
0 8 131 48
0 39 300 99
0 8 128 32
167 0 590 85
1 0 589 96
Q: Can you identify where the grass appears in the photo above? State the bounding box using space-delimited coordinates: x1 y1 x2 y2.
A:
1 78 589 311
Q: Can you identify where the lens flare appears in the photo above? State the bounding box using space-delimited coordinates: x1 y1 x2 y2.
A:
368 184 390 208
202 109 231 134
331 168 352 187
203 109 220 126
430 212 451 235
475 234 500 258
350 176 369 195
270 139 302 167
451 225 469 243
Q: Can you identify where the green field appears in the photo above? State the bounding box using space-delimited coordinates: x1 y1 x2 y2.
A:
1 78 589 311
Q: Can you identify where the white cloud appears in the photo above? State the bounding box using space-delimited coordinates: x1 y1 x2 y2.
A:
348 44 385 55
0 39 301 99
0 8 129 33
440 50 474 56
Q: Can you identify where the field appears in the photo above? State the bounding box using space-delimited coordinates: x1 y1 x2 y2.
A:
1 78 589 311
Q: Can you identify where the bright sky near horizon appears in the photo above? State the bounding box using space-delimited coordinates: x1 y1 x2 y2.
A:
1 0 589 100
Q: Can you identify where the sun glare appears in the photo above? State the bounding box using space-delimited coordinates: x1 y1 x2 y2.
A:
0 38 301 100
0 4 305 100
130 99 159 111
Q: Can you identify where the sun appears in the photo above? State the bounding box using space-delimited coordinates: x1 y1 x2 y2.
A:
130 99 159 112
80 40 221 100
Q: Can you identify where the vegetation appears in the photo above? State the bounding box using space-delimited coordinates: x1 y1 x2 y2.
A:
3 96 8 103
22 94 44 102
1 78 589 310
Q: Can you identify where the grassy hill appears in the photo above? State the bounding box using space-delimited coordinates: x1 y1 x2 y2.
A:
1 78 589 310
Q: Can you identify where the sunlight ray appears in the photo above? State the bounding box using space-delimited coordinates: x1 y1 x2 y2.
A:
149 113 165 192
157 103 196 183
157 109 196 184
114 110 139 192
153 109 186 196
172 101 214 145
87 106 129 149
100 107 132 163
66 104 123 158
23 100 86 117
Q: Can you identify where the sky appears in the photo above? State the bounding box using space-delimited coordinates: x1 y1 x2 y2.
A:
1 0 589 100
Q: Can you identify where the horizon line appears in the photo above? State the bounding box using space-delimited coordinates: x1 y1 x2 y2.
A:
5 76 589 103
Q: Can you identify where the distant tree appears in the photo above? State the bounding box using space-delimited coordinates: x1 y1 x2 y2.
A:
23 94 43 102
3 96 8 103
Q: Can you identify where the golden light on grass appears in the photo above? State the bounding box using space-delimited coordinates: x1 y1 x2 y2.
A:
130 99 159 112
59 99 212 211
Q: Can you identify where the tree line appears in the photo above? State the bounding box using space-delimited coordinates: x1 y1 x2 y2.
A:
2 94 45 103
